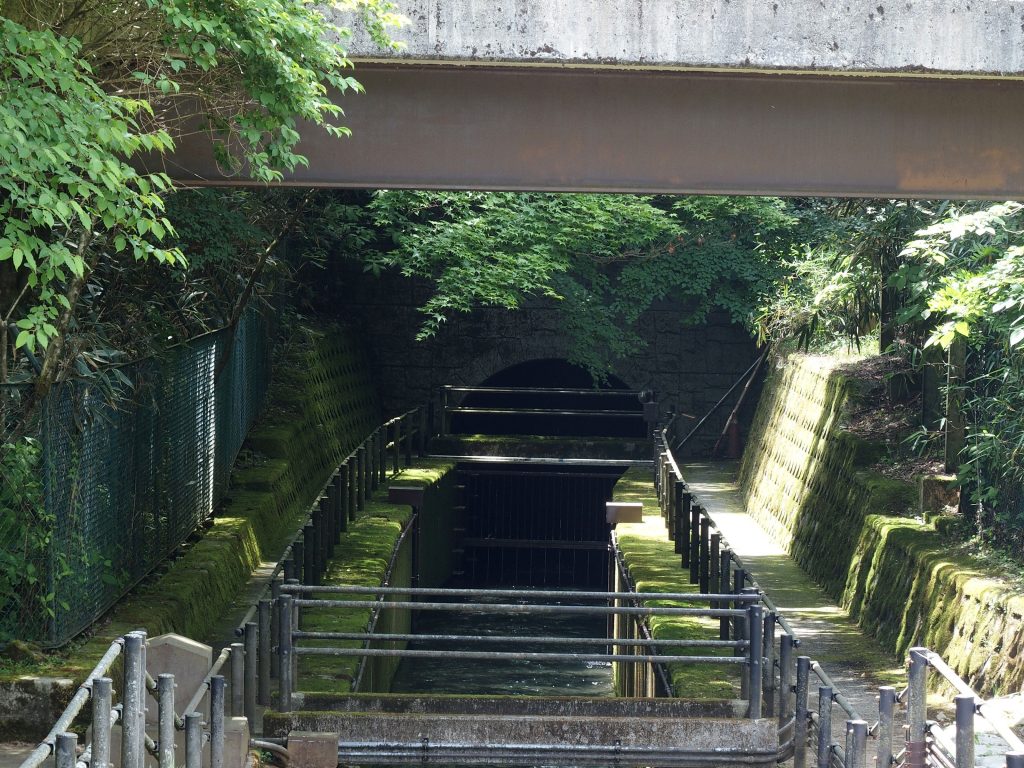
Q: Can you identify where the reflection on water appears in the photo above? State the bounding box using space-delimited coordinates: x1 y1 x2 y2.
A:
389 592 614 698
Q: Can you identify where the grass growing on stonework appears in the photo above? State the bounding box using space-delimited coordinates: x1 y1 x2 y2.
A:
612 468 740 699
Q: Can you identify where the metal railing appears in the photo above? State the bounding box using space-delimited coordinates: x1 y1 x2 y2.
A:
19 631 233 768
657 402 1024 768
273 583 767 715
436 384 652 438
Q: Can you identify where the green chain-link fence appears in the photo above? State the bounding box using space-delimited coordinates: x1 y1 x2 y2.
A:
0 310 271 647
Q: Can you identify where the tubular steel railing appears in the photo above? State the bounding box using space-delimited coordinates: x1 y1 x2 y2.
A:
274 583 765 716
18 631 236 768
658 401 1024 768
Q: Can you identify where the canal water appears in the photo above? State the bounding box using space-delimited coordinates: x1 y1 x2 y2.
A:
389 591 614 698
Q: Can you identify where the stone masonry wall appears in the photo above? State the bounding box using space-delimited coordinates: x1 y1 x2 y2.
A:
740 353 1024 696
331 267 761 456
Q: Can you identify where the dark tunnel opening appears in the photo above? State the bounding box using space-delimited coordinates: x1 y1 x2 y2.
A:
451 358 646 438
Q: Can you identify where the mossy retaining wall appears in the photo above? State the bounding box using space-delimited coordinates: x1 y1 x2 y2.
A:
298 460 456 696
740 353 1024 695
0 326 382 738
612 468 739 699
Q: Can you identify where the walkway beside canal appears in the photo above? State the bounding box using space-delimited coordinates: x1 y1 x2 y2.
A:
683 461 905 723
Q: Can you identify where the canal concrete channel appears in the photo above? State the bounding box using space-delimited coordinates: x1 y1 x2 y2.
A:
19 387 1024 768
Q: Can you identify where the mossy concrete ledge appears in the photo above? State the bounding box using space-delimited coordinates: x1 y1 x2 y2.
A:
0 326 381 739
611 468 740 701
739 353 1024 696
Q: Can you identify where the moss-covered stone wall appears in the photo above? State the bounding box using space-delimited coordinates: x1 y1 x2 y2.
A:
612 468 739 699
740 353 1024 695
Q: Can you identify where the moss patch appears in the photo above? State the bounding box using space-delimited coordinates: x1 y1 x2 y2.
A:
739 353 1024 696
298 459 455 695
612 468 739 699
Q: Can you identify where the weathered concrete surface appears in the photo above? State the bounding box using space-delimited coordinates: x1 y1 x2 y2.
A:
339 0 1024 77
271 710 778 765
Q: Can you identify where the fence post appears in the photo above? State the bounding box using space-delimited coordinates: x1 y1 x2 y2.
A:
955 693 976 768
392 421 401 474
185 712 203 768
440 387 450 435
794 656 810 768
747 602 763 718
710 532 721 604
339 473 352 532
230 642 244 718
877 686 896 768
816 686 833 768
733 571 748 655
123 632 145 768
379 424 388 482
719 549 732 640
779 633 793 727
418 406 427 456
210 674 225 768
679 489 691 562
292 544 303 585
303 522 317 586
358 446 367 506
847 720 868 768
404 414 413 466
688 504 701 583
321 495 335 560
907 647 928 768
278 594 293 712
674 484 686 556
258 600 272 705
347 459 357 520
92 676 113 768
369 431 379 490
698 517 710 593
244 622 258 725
55 733 77 768
763 612 776 718
157 673 176 768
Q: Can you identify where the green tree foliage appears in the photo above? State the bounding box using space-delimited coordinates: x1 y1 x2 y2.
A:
0 1 402 394
365 191 800 377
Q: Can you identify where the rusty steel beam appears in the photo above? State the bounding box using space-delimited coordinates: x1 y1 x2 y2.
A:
155 65 1024 199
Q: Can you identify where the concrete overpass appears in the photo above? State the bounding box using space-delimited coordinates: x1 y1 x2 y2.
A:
162 1 1024 198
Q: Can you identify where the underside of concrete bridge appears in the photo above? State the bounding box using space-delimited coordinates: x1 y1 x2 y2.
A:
155 0 1024 198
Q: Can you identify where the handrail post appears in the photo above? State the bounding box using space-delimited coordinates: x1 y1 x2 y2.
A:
404 413 413 466
674 484 686 556
157 673 175 768
816 686 833 768
440 387 450 435
733 569 747 653
230 642 244 718
339 467 350 528
210 674 225 768
698 517 711 593
122 631 145 768
778 632 793 727
679 490 691 562
278 594 293 712
55 733 77 768
763 611 776 717
907 647 928 768
747 601 763 718
794 656 810 768
688 503 700 583
184 712 202 768
418 406 427 456
877 686 896 768
258 599 272 705
92 676 113 768
709 532 721 607
348 458 357 520
392 421 401 474
955 693 976 768
719 548 732 640
847 719 868 768
244 622 258 725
